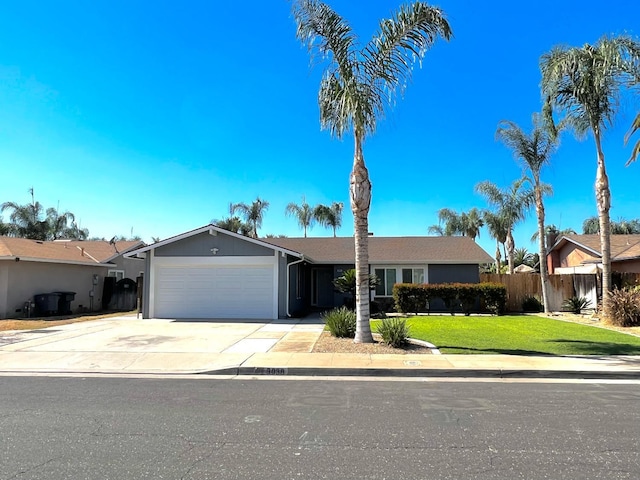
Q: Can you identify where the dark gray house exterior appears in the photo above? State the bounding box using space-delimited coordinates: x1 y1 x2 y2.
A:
126 225 493 320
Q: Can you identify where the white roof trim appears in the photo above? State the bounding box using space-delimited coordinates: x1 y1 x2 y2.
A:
102 241 146 263
124 224 304 259
548 236 602 257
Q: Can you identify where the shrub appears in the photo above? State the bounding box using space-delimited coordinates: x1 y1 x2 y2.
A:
607 288 640 327
562 296 592 314
392 283 429 314
478 283 507 315
376 317 410 347
522 296 543 313
322 307 356 338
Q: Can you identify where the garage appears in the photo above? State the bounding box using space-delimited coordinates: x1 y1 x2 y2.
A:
125 225 304 320
152 260 277 319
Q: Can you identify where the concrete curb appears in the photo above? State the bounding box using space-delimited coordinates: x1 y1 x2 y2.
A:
198 366 640 380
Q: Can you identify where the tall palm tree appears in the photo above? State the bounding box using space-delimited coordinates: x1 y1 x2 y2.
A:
476 178 536 274
482 210 509 274
314 201 343 237
231 197 270 239
293 0 452 342
540 34 640 319
496 113 559 313
285 197 315 237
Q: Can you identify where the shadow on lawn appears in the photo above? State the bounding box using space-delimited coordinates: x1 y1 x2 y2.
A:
437 346 554 356
549 339 640 356
438 340 640 356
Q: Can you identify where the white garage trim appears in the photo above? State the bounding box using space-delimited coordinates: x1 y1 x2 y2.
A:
150 255 278 319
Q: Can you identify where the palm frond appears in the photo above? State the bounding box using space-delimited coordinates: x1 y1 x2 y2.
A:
625 112 640 166
364 2 452 104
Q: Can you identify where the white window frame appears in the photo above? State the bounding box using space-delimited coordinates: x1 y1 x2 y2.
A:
371 265 428 297
107 269 125 281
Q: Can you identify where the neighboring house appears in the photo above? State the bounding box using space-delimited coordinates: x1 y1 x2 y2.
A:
126 224 493 320
0 237 144 319
547 234 640 274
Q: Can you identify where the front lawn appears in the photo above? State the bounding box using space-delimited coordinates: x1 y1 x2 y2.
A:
390 315 640 356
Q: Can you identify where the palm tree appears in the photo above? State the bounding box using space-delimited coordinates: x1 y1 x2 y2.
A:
476 178 536 274
513 247 536 268
214 216 252 236
428 208 483 240
496 113 559 313
482 210 509 274
583 216 640 234
285 197 315 237
459 208 484 240
429 208 460 236
531 224 576 247
231 197 269 238
314 202 344 237
541 34 640 319
1 188 49 240
293 0 452 342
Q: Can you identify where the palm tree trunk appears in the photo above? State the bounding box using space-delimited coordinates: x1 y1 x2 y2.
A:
495 242 501 274
534 178 551 314
594 130 612 320
505 232 515 274
351 133 373 343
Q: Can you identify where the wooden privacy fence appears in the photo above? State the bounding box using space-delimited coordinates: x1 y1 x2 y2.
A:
480 272 640 312
480 274 572 312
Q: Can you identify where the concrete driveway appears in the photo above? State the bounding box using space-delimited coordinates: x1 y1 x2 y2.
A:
0 314 325 375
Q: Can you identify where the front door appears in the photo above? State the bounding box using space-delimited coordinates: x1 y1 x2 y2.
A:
311 268 334 308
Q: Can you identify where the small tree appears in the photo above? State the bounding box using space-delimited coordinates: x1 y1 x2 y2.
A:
333 269 379 308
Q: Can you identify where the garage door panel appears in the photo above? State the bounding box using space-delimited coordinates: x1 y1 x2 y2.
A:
154 264 275 319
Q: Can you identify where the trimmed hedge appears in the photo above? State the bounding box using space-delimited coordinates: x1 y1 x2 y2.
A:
392 282 507 316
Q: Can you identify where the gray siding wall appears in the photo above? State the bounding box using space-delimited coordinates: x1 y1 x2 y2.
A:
277 255 288 318
333 264 354 308
142 255 151 319
155 231 273 257
428 264 480 284
107 255 145 280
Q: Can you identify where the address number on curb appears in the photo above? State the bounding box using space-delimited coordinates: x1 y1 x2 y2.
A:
262 367 288 375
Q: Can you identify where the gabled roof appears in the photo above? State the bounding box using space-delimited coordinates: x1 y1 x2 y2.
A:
125 224 304 259
0 237 143 266
264 236 494 264
548 234 640 262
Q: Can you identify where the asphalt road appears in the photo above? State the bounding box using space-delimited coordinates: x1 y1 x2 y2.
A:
1 376 639 479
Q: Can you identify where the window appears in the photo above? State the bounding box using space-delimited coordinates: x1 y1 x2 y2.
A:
402 268 424 284
107 270 125 281
373 266 426 297
374 268 397 296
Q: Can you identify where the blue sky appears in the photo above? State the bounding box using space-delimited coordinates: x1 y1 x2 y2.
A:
1 0 639 258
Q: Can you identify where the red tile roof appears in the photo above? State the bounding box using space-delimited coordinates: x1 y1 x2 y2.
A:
263 236 493 264
0 237 143 265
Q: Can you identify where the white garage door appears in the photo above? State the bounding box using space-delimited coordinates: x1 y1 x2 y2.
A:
154 264 276 319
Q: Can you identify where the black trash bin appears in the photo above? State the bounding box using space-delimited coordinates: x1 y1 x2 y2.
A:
34 293 61 316
53 291 76 315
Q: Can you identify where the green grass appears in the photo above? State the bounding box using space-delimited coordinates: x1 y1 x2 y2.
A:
373 315 640 356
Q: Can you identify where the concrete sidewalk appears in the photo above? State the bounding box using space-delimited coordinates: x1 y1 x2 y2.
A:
1 315 640 379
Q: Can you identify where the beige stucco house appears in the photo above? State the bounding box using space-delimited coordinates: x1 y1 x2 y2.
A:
547 234 640 274
0 237 144 319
